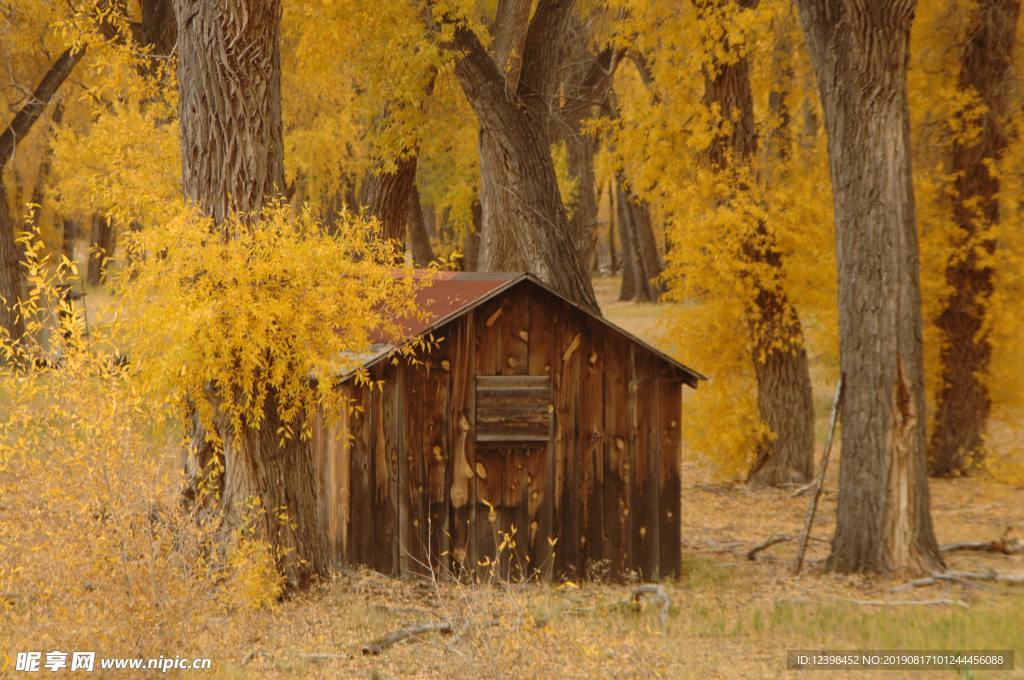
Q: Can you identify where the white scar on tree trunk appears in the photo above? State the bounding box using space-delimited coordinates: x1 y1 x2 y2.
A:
886 354 916 572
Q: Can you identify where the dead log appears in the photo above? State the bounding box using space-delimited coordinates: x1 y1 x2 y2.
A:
361 621 453 655
940 539 1023 555
747 534 791 560
842 597 968 608
937 570 1024 585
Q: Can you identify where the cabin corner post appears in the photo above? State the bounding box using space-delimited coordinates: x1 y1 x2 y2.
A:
658 375 683 579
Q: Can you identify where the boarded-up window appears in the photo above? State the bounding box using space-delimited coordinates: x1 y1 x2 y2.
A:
475 375 551 443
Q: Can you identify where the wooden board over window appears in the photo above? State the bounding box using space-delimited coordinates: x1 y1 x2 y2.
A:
475 375 551 443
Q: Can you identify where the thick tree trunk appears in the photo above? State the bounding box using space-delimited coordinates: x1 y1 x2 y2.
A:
407 184 436 266
361 154 417 251
174 0 326 589
86 215 114 287
477 0 533 273
439 1 600 313
176 0 285 224
796 0 943 573
929 0 1020 477
698 0 814 486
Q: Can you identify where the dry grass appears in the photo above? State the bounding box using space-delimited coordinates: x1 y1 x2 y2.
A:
192 475 1024 678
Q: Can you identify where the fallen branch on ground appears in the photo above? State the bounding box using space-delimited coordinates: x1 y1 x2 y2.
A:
890 574 983 593
790 482 815 498
937 570 1024 585
631 584 671 630
747 534 791 561
940 539 1023 555
836 596 968 608
361 621 453 655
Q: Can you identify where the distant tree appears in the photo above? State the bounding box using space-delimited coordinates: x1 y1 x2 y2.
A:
795 0 944 573
695 0 815 487
929 0 1021 477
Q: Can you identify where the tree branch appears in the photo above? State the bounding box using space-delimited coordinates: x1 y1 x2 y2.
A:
517 0 575 116
0 47 85 168
559 45 623 125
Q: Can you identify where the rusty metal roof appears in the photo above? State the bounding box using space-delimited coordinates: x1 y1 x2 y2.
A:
358 271 703 386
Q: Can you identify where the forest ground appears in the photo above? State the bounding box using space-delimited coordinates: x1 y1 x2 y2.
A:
78 277 1024 678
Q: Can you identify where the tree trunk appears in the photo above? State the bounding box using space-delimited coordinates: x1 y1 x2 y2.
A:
795 0 943 573
746 275 815 486
607 183 619 274
615 179 662 303
0 186 21 341
174 0 326 589
176 0 285 224
360 154 417 252
615 181 638 301
698 0 814 486
438 1 600 313
462 200 482 271
407 184 436 266
61 217 78 261
86 215 114 287
0 47 83 342
929 0 1020 477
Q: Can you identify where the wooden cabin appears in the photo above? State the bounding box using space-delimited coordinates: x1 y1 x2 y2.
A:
312 272 702 582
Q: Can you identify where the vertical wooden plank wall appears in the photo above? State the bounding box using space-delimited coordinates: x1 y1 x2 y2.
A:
402 362 426 574
554 300 580 578
578 317 605 577
473 295 504 578
527 295 556 580
424 336 451 576
603 332 631 580
448 315 477 577
658 374 682 578
313 282 684 582
499 287 533 579
349 383 373 567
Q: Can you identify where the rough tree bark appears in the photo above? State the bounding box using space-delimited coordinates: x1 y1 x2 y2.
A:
407 184 436 266
795 0 944 573
615 179 662 302
697 0 814 486
476 0 532 273
434 0 600 312
0 47 84 342
174 0 327 589
360 154 417 250
929 0 1021 477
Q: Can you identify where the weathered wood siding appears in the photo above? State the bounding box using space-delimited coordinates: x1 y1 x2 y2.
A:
312 280 684 581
